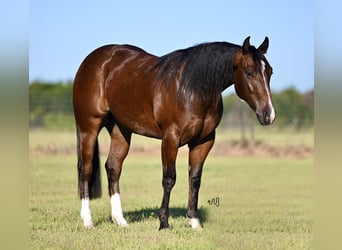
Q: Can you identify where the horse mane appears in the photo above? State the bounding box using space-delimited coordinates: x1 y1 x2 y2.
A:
151 42 241 103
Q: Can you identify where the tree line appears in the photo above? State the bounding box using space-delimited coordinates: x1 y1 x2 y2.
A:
29 81 313 131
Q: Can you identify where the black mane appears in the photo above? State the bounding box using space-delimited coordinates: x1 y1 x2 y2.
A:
152 42 241 103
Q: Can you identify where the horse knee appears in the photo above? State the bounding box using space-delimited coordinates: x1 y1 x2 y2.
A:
162 175 176 191
189 167 203 190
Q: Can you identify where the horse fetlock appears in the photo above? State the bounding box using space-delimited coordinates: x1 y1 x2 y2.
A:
188 218 202 230
110 193 128 227
159 221 170 230
81 198 93 228
158 208 170 230
81 211 94 228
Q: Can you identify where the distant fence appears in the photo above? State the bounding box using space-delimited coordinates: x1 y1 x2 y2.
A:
29 81 314 133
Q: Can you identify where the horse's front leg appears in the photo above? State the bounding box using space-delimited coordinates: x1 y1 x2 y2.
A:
187 131 216 230
158 130 179 230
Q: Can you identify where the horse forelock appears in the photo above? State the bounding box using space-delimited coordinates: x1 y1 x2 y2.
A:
248 46 263 67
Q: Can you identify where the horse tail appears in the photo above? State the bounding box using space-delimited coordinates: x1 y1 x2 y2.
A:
88 138 102 199
77 127 102 199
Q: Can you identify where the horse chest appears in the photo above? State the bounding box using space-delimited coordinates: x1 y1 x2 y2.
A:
178 111 221 145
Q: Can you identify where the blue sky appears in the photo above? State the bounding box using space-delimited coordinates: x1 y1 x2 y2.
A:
29 0 313 93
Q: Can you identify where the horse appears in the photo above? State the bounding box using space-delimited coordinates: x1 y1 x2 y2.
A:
73 36 275 230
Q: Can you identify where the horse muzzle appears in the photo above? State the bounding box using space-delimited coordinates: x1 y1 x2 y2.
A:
256 109 276 126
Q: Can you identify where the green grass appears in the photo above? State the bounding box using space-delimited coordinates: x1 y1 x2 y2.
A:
215 126 314 147
29 130 313 249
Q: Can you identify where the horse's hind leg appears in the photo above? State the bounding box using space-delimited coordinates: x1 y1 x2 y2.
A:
105 124 131 227
76 119 103 228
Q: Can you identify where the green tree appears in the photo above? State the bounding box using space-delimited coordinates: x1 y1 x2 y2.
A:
272 88 313 130
29 81 74 129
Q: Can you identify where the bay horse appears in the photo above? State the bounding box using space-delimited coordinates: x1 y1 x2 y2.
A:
73 36 275 230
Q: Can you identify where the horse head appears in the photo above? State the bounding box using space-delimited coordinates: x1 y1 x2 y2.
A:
233 36 275 125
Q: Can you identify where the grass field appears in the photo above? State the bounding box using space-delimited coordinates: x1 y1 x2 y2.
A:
29 129 313 249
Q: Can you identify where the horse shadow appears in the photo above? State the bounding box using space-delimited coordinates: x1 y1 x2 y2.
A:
125 206 208 224
126 206 207 223
96 206 208 226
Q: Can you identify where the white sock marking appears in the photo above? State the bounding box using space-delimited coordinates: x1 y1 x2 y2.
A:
189 218 202 230
80 198 93 228
110 193 129 227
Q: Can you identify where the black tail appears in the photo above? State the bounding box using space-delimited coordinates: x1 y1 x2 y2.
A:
77 128 102 199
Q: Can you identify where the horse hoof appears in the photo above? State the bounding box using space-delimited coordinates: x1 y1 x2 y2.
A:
83 221 94 229
159 222 170 230
118 222 129 228
112 216 129 227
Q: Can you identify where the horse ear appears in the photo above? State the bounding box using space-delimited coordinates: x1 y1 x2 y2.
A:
242 36 251 55
258 36 269 54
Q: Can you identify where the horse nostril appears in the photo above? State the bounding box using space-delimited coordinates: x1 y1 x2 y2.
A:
264 112 270 125
256 109 275 126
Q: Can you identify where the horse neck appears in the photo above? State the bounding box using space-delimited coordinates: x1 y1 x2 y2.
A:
219 46 239 92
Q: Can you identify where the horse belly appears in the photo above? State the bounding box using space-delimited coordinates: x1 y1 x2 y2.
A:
115 109 162 138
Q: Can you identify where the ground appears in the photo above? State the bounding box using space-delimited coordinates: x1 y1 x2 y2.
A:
29 128 314 249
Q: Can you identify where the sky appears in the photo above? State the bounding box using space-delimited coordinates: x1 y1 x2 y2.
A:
29 0 314 93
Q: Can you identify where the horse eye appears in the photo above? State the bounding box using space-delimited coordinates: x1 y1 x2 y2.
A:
245 69 254 78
